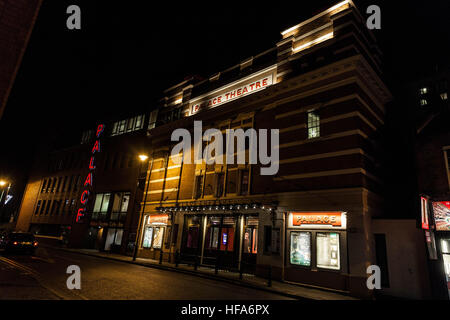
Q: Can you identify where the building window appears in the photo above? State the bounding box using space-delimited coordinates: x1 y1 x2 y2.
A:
51 200 61 215
194 175 204 199
56 177 62 193
419 87 428 95
290 231 311 266
126 117 135 132
73 175 81 191
110 192 130 221
92 193 111 220
40 200 47 215
374 234 390 288
45 200 52 215
135 115 144 129
148 110 158 130
307 111 320 139
62 176 68 192
441 92 448 101
239 169 249 196
41 179 47 193
216 173 225 197
316 232 340 270
420 99 428 106
35 200 42 215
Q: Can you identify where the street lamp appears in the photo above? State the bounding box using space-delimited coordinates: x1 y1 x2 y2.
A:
132 154 152 261
0 180 11 223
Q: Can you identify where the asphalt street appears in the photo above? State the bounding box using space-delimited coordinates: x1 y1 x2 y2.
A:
0 246 292 300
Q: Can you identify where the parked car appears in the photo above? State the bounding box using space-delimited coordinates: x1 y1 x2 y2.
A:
4 232 38 254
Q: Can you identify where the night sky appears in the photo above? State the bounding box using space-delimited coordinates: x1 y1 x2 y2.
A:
1 0 450 204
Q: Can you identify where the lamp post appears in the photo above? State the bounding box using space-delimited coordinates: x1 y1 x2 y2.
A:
132 154 152 261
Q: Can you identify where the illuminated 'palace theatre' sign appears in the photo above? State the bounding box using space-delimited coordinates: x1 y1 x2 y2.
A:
76 124 104 223
289 212 347 229
190 69 274 114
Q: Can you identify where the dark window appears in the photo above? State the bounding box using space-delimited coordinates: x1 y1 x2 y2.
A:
216 173 225 197
240 170 249 196
35 200 42 215
41 179 47 193
195 175 203 199
56 177 62 192
40 200 46 215
51 178 57 193
374 234 390 288
62 176 68 192
45 200 52 215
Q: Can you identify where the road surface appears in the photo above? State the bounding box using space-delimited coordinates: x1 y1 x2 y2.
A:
0 246 292 300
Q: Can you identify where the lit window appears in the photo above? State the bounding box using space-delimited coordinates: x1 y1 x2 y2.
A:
118 120 126 133
111 122 119 136
419 87 428 95
307 111 320 139
135 115 144 129
420 99 428 106
441 92 448 101
126 117 135 132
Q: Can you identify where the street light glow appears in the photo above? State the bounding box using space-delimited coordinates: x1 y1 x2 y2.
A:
138 154 148 162
0 180 6 187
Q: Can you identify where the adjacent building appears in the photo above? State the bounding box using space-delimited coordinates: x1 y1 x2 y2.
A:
15 112 152 255
411 65 450 299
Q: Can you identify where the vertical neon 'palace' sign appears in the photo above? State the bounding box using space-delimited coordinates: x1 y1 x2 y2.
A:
76 124 104 223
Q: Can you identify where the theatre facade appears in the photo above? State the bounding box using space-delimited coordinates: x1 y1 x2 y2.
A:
135 1 394 298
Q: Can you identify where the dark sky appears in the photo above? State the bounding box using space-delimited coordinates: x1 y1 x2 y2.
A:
1 0 450 200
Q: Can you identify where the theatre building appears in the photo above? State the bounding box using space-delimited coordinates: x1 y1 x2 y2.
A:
15 112 152 254
135 1 398 298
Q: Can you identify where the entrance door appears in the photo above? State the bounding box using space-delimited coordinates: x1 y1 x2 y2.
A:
203 215 239 268
241 216 258 273
181 215 203 262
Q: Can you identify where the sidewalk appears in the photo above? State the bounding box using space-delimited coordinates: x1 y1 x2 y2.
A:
50 245 357 300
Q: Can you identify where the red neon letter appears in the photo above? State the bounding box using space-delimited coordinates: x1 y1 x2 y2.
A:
80 190 89 205
89 156 96 169
96 124 104 138
84 172 93 187
92 140 100 154
76 208 85 222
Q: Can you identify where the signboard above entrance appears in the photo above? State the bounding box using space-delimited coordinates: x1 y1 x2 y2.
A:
288 212 347 230
189 66 276 115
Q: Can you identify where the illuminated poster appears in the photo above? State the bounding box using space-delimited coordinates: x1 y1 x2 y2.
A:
432 201 450 231
290 232 311 266
317 233 340 270
143 227 153 248
152 227 164 249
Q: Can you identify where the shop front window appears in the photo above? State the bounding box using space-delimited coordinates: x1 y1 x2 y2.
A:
152 227 164 249
220 216 236 252
290 231 311 266
205 216 221 250
316 232 340 270
243 216 258 254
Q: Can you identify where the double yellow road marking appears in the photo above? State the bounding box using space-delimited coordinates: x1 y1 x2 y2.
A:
0 256 88 300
